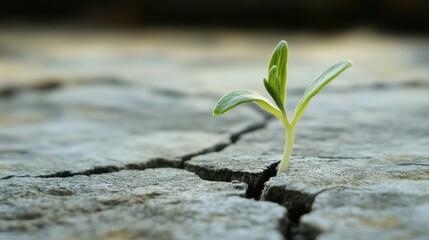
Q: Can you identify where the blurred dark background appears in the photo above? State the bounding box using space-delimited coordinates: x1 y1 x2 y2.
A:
1 0 428 32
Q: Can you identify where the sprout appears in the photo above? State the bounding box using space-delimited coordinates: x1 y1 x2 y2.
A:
213 41 352 175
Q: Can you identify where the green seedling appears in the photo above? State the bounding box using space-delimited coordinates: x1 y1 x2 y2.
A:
213 41 352 175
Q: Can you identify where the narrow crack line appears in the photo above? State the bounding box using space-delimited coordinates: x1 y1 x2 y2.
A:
396 163 429 167
37 157 186 179
37 166 122 178
3 118 270 180
179 112 271 169
313 156 373 160
2 141 233 179
1 175 27 179
0 77 132 100
0 80 63 99
314 186 345 196
230 121 266 143
1 174 33 179
150 87 220 99
2 158 178 179
178 142 230 169
0 86 21 99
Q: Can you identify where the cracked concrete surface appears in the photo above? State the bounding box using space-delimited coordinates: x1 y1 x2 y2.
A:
1 28 429 239
1 168 286 240
0 85 265 178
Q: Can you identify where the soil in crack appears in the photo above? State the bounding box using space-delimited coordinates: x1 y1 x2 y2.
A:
185 161 278 199
263 186 322 240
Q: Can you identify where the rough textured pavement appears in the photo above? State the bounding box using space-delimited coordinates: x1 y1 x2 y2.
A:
1 28 428 239
1 168 286 240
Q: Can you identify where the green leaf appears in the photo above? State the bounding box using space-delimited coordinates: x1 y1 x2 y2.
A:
264 66 284 111
293 60 353 123
213 89 283 120
268 66 281 94
268 40 288 103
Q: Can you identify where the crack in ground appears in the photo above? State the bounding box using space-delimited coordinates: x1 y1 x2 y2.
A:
396 163 429 167
2 119 268 180
263 185 343 240
1 114 287 237
37 158 179 178
0 77 132 99
183 116 280 199
1 175 24 179
0 98 282 233
315 156 372 160
0 80 63 99
186 161 278 199
178 141 230 169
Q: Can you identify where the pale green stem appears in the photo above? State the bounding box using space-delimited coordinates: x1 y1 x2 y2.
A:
277 122 295 175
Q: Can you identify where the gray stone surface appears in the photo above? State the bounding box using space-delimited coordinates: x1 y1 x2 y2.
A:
290 88 429 159
1 27 429 240
258 88 429 238
262 157 429 239
0 168 287 240
301 182 429 240
0 84 265 178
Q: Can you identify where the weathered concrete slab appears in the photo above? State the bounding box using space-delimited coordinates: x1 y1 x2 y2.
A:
0 168 287 240
1 27 429 240
301 182 429 240
259 88 429 239
0 84 265 178
290 88 429 159
262 157 429 239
